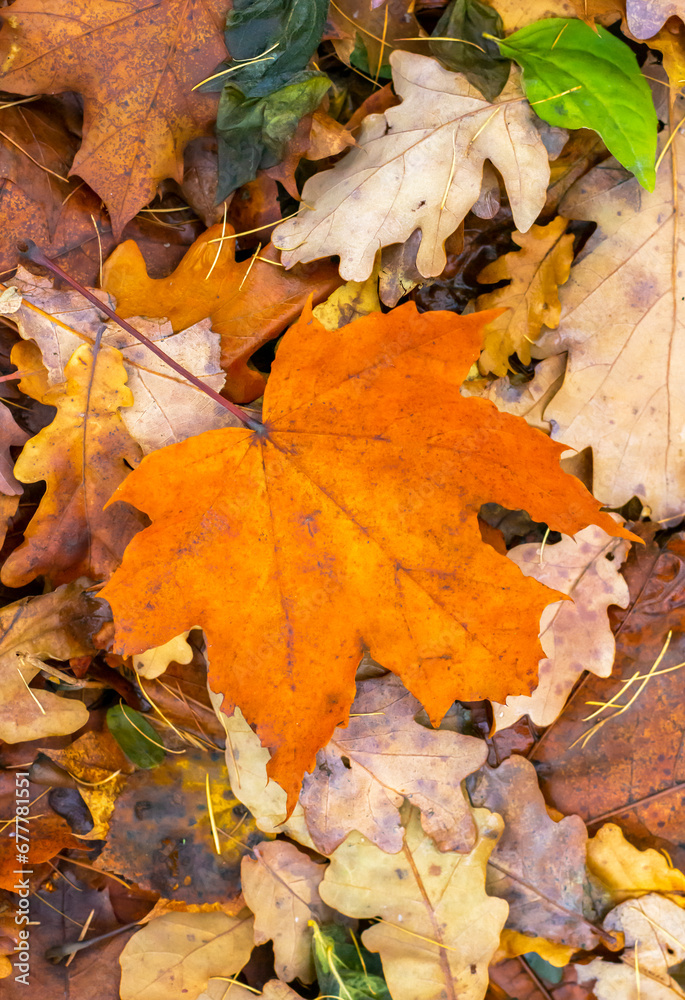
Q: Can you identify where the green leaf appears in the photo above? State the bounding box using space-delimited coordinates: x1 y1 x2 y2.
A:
106 704 166 769
312 922 391 1000
350 35 392 81
202 0 329 97
494 18 657 190
524 953 564 984
430 0 510 101
216 72 331 198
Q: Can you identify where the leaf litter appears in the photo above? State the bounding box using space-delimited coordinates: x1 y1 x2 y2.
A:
0 2 683 999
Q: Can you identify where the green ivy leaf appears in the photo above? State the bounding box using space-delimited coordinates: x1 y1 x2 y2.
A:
106 704 166 769
493 18 657 190
430 0 510 102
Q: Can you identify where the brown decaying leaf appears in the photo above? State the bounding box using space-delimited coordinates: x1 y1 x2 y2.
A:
43 729 133 840
274 54 551 281
0 401 29 495
320 804 509 1000
476 217 574 377
0 772 82 891
533 534 685 871
96 748 267 906
0 0 228 238
489 960 595 1000
1 343 145 588
469 755 601 951
491 522 631 731
327 0 426 71
537 108 685 521
300 673 487 855
118 910 254 1000
100 302 631 809
0 878 135 1000
101 223 342 404
241 841 335 983
0 583 102 743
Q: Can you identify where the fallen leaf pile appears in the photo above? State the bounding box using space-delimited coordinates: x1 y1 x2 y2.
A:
0 1 684 999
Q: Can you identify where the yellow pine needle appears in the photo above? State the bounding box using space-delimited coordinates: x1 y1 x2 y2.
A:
539 526 550 565
207 206 309 245
570 632 675 748
239 243 262 291
54 854 133 888
375 4 389 85
372 917 459 952
205 773 222 855
656 112 685 173
404 36 485 52
209 977 262 995
65 907 95 967
192 45 280 91
530 85 582 105
206 201 228 280
467 105 501 151
70 769 122 787
119 701 185 754
551 22 569 49
133 666 198 745
90 214 103 288
0 127 70 181
16 666 46 714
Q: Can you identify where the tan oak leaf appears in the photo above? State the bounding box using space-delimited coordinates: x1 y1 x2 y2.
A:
274 52 550 281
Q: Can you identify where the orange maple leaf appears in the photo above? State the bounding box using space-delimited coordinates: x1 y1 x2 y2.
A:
0 0 229 238
100 303 633 808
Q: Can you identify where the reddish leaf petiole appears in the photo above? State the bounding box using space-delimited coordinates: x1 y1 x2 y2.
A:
17 240 263 432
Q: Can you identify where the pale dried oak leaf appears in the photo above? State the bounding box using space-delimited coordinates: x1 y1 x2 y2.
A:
273 52 550 281
320 804 508 1000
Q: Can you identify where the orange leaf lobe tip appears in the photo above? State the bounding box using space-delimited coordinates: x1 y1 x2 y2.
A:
100 302 632 806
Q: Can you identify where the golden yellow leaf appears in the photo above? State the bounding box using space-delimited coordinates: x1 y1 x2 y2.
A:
476 217 574 376
1 343 145 587
119 910 254 1000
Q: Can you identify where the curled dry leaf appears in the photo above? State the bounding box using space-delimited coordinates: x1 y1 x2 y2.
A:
273 53 550 281
575 894 685 999
476 217 574 377
102 224 342 404
100 303 631 808
587 822 685 911
491 522 631 731
0 583 101 742
537 105 685 520
626 0 683 38
320 805 509 1000
0 402 29 495
300 673 488 855
118 910 254 1000
0 0 229 237
241 841 335 983
133 631 194 680
214 698 314 847
461 354 566 433
1 344 145 588
469 755 601 951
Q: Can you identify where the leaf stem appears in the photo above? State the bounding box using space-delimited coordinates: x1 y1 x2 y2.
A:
16 240 263 432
